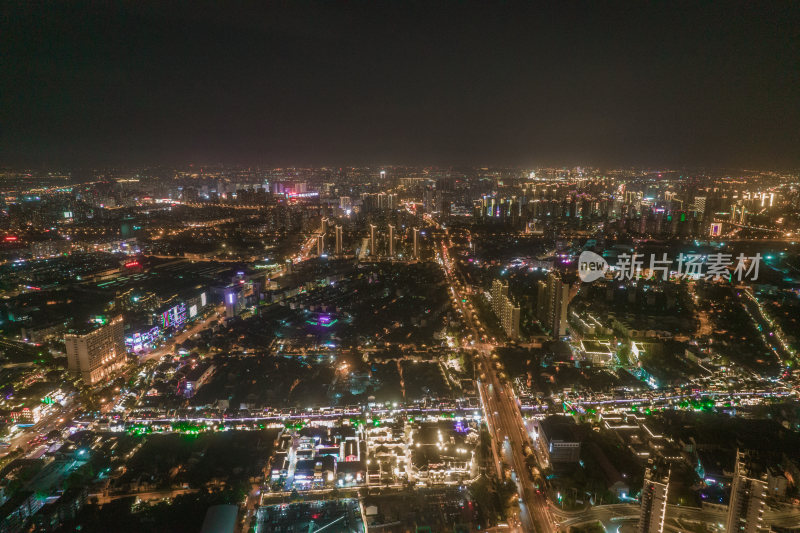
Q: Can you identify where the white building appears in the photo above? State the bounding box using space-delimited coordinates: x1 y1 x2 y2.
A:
65 316 126 385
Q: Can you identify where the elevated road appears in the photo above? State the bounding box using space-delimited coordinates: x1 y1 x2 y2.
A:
437 231 555 533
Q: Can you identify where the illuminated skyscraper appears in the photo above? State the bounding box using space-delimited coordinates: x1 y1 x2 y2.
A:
730 203 747 224
491 279 508 317
317 234 324 256
413 228 419 259
224 287 243 318
369 224 376 257
335 225 342 255
693 196 706 216
388 224 395 257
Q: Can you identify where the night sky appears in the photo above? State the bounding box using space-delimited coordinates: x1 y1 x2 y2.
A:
2 1 799 168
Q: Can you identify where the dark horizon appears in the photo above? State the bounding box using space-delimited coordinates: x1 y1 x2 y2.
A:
2 1 799 169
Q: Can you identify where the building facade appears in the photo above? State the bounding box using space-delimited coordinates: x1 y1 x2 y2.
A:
638 463 669 533
727 451 767 533
536 271 570 339
65 315 126 385
537 417 580 464
491 279 520 339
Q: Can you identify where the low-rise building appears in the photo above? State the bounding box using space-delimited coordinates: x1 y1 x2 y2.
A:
538 416 581 464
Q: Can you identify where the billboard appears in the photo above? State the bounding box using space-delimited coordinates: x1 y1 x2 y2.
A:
161 302 187 328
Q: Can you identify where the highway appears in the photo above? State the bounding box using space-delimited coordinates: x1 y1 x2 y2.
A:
437 232 555 533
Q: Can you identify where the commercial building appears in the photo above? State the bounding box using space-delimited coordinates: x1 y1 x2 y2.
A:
223 286 245 318
64 316 126 385
155 289 209 330
124 324 161 353
537 416 580 464
10 404 44 426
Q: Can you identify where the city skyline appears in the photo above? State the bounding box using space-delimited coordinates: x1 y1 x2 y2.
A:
2 3 800 533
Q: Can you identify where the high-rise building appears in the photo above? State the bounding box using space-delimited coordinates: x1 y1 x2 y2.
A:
730 203 748 224
335 225 343 255
317 234 324 256
491 279 509 317
638 463 670 533
727 451 767 533
625 190 642 205
320 217 328 234
423 187 434 213
491 279 520 339
388 224 395 257
502 300 520 339
693 196 707 216
369 224 377 256
758 192 775 208
65 316 126 385
339 196 351 211
377 193 388 210
361 193 379 213
224 287 244 319
536 271 570 339
412 228 419 259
